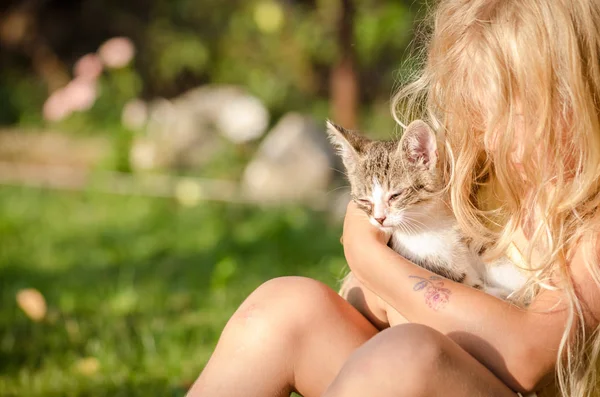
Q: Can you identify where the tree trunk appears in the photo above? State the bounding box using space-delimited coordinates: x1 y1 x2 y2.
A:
330 0 358 129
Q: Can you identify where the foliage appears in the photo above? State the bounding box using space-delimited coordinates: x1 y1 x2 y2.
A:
0 0 423 135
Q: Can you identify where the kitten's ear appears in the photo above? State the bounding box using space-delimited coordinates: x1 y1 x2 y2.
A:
326 120 368 170
399 120 437 169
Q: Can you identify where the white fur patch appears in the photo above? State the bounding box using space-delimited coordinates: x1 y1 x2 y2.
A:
486 257 528 292
394 230 456 266
371 178 387 223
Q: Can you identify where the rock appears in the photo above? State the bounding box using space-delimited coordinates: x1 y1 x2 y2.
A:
129 85 269 172
242 113 335 203
179 86 269 144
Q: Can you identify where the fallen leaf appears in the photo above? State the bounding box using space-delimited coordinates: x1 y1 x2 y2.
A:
76 357 100 376
16 288 47 322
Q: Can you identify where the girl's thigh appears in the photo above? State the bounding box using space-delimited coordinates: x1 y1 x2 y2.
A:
324 323 518 397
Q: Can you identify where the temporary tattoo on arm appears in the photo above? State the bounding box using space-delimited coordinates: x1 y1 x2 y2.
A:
409 275 452 311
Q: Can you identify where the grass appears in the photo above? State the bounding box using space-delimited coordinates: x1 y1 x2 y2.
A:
0 186 346 396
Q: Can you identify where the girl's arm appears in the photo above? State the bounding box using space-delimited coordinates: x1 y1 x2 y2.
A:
342 202 600 392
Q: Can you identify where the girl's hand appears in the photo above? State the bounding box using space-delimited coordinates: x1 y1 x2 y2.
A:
342 201 391 272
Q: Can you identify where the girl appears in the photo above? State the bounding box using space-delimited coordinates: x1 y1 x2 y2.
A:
188 0 600 396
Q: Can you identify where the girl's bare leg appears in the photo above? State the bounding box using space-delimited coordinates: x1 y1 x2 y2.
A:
323 323 518 397
340 272 408 329
186 276 378 397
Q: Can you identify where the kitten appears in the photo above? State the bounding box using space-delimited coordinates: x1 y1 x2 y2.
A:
327 119 501 295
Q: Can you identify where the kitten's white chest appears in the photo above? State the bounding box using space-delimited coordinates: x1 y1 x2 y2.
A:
389 220 484 286
391 229 457 265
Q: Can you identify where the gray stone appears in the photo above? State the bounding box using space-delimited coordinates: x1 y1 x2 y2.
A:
130 85 269 171
179 86 269 144
242 113 336 203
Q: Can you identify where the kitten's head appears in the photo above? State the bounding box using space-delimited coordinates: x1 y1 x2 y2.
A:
327 120 443 231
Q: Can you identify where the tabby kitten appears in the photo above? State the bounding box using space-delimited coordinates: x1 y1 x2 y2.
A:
327 120 488 291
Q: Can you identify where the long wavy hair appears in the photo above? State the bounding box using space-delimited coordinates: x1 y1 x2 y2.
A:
393 1 600 396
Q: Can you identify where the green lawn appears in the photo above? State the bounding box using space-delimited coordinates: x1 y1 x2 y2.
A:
0 186 345 396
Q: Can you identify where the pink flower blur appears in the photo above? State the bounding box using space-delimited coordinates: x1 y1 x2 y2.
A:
98 37 135 69
74 53 103 81
64 78 97 111
43 89 71 122
43 78 98 122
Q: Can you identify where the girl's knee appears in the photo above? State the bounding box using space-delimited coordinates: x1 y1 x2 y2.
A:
252 276 336 306
325 324 447 396
381 323 448 365
356 323 446 370
243 276 338 321
227 276 340 343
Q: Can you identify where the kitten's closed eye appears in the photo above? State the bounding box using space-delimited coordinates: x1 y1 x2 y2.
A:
389 191 404 202
356 198 372 206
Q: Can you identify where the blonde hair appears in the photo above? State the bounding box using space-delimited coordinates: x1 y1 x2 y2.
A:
393 1 600 396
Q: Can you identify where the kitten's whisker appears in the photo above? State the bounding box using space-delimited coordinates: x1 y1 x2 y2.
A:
404 217 428 230
394 222 406 234
398 222 415 235
406 218 426 226
326 186 351 195
406 212 436 223
402 224 416 234
407 223 421 234
399 213 423 234
402 214 426 226
403 222 420 234
402 215 432 234
329 167 349 178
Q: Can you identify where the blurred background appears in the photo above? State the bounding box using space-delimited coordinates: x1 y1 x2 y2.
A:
0 0 426 395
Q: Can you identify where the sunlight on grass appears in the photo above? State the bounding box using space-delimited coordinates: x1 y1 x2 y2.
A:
0 186 344 396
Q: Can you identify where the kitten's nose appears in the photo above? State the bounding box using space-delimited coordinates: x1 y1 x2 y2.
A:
375 216 386 225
